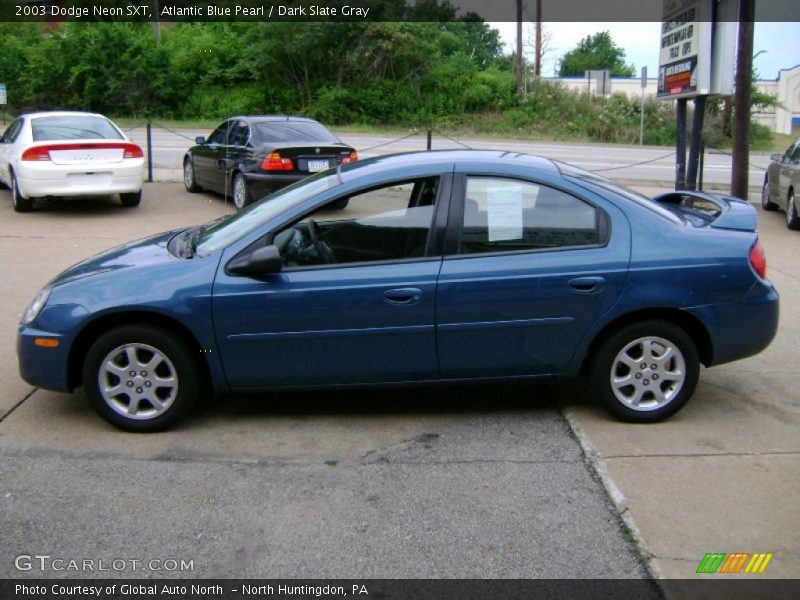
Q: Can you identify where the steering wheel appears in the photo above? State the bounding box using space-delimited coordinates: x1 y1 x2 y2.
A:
307 219 337 264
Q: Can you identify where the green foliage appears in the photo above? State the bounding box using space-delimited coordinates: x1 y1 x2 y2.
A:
558 31 635 77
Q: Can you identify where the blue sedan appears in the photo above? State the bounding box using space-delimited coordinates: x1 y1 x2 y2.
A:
17 151 779 431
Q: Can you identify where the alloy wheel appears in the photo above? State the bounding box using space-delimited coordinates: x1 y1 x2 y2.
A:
609 336 686 411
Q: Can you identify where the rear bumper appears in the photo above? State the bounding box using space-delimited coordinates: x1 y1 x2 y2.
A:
687 281 779 367
244 172 308 201
15 159 144 198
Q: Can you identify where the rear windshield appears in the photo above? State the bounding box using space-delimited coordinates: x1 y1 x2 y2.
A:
253 121 339 144
31 116 124 141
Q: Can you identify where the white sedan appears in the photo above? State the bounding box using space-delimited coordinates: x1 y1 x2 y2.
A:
0 111 144 212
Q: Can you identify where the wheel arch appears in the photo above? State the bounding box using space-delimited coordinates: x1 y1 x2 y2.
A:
67 310 211 391
581 307 713 374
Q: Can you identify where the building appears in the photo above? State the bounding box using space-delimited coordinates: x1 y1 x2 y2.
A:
544 64 800 135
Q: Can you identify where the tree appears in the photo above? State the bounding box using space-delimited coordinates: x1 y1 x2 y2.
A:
558 31 635 77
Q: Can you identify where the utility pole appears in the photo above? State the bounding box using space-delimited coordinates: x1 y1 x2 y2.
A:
515 0 524 96
534 0 542 77
731 0 754 199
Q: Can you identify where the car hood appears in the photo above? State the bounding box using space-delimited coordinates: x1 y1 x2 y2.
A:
47 229 183 288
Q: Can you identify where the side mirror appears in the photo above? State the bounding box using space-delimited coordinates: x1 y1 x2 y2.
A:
770 153 782 162
227 245 282 276
195 136 206 145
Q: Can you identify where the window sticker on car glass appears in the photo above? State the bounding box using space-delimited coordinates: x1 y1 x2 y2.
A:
487 186 523 241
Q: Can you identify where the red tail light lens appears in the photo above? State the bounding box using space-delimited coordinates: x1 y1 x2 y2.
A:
261 152 294 171
21 142 143 161
21 146 51 161
749 239 767 279
341 150 358 164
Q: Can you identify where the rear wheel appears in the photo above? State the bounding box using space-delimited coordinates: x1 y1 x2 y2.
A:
11 172 33 212
786 189 800 230
761 178 777 211
590 320 699 423
232 172 251 210
120 190 142 207
183 157 201 193
82 325 199 432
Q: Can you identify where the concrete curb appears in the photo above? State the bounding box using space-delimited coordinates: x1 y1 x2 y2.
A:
560 406 663 581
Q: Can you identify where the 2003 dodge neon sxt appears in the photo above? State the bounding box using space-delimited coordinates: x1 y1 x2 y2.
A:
17 151 779 431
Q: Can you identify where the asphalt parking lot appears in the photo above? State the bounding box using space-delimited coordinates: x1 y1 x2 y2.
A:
0 182 797 581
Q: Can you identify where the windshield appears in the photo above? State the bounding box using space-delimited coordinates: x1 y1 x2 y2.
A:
195 171 341 255
31 116 124 141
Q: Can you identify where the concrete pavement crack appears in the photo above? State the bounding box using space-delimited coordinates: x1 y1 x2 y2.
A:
0 388 38 424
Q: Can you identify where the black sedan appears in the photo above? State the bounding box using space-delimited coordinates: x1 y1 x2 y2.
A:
183 116 357 209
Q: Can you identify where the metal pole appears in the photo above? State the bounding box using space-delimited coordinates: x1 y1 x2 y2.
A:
686 95 706 191
146 120 154 183
427 128 432 150
698 139 705 191
639 66 647 145
675 99 687 190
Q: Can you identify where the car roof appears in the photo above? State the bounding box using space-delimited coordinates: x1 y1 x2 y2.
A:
340 150 561 179
231 115 318 124
20 111 109 119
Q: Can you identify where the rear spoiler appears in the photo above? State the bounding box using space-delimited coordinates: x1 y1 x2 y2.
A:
652 191 757 232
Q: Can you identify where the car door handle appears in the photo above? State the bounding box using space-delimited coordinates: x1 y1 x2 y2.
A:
383 288 422 305
568 276 605 293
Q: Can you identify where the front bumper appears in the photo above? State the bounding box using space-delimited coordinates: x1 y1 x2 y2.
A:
17 326 72 392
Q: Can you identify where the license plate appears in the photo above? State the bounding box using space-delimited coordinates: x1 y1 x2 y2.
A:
307 159 329 172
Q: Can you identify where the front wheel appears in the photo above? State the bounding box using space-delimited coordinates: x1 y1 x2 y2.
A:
82 325 199 432
589 320 699 423
761 178 777 211
786 189 800 230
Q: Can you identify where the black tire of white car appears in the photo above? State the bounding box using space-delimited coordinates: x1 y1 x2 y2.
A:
590 320 700 423
761 178 777 211
11 172 33 212
82 325 199 432
120 190 142 208
786 190 800 230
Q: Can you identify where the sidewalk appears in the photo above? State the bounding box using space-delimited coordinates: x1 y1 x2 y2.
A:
562 190 800 579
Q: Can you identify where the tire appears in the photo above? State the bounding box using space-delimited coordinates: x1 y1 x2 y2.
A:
120 190 142 207
761 177 777 211
11 172 33 212
589 320 699 423
183 157 201 193
82 325 199 432
232 172 251 210
330 198 349 210
786 189 800 231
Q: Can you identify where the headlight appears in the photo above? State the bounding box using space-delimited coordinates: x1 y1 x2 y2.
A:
21 287 51 325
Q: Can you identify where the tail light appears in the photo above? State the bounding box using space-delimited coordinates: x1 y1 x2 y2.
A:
261 152 294 171
749 239 767 279
341 150 358 164
21 142 143 161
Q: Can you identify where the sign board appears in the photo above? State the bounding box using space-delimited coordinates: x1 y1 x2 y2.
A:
641 66 648 89
657 0 713 99
585 70 611 95
0 84 6 105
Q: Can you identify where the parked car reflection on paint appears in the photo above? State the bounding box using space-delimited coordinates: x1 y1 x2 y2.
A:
17 151 779 431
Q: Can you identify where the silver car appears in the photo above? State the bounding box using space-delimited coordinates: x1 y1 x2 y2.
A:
762 138 800 230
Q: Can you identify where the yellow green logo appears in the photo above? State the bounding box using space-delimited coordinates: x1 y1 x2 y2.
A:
696 552 773 574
